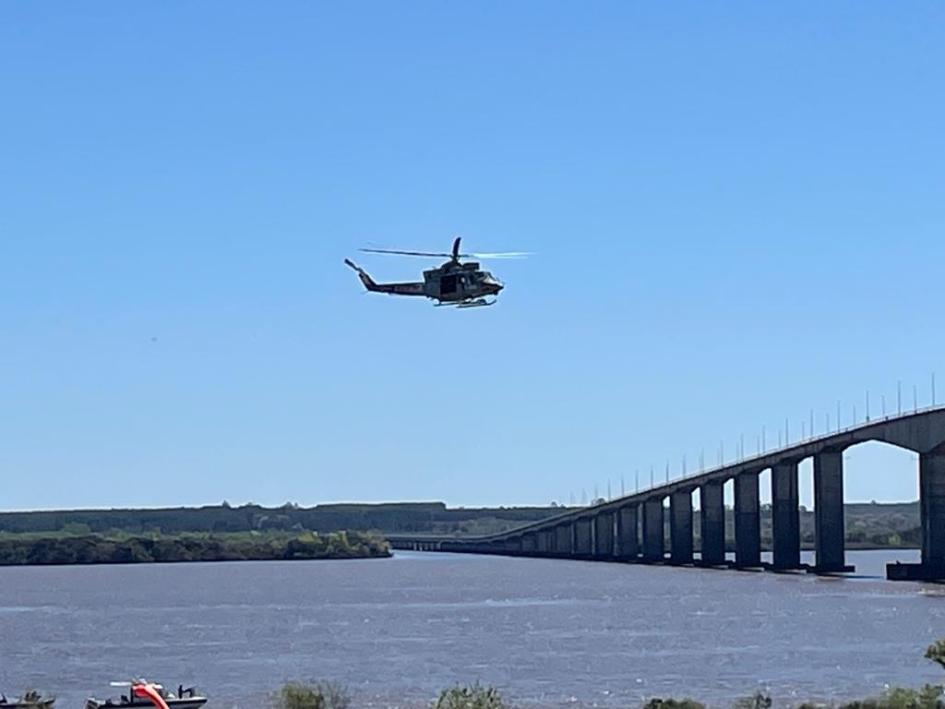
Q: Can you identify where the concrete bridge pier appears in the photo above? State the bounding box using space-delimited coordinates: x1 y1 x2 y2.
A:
642 498 665 562
699 480 726 566
813 451 851 572
771 461 802 570
616 505 639 560
537 529 552 555
890 448 945 580
595 511 615 557
555 523 572 557
575 517 593 558
921 450 945 570
734 471 761 567
522 533 536 554
670 490 694 564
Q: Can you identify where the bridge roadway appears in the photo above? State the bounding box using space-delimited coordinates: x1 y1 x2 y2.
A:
389 407 945 581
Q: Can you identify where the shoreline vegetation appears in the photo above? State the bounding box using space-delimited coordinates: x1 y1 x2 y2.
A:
271 641 945 709
0 530 391 566
0 500 927 550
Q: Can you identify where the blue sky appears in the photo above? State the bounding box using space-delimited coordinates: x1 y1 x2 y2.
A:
1 3 943 510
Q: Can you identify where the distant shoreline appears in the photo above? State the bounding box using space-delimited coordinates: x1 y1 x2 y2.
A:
0 530 391 567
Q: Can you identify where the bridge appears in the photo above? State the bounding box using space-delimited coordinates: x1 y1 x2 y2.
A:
389 406 945 581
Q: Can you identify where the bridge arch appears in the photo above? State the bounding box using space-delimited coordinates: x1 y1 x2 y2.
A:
841 440 920 554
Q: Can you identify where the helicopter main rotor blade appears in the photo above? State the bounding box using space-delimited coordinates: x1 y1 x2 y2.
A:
460 252 531 259
359 248 454 258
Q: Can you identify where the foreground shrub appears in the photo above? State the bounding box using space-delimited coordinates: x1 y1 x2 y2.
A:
801 684 945 709
433 684 510 709
927 641 945 672
273 681 349 709
641 699 705 709
732 692 772 709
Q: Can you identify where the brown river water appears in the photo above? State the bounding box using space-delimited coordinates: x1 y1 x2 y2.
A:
1 550 943 708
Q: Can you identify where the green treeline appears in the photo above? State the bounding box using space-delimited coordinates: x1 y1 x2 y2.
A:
0 530 391 566
689 501 921 550
0 501 925 549
0 502 567 537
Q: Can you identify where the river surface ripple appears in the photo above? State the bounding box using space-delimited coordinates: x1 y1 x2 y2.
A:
1 550 944 708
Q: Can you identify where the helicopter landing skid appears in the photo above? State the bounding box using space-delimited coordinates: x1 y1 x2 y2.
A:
436 298 496 309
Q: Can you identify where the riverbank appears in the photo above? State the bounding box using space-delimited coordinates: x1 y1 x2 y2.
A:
271 680 945 709
0 529 391 565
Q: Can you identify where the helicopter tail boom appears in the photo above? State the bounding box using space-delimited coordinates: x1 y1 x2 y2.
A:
344 259 426 297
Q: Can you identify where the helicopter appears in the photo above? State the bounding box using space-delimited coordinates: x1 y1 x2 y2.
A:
344 237 526 308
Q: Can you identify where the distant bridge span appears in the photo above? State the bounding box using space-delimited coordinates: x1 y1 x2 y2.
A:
389 406 945 581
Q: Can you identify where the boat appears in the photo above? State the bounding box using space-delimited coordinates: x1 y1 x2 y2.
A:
0 691 55 709
86 682 206 709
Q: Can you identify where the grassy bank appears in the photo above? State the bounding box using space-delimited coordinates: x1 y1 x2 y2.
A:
271 682 945 709
0 529 390 566
269 642 945 708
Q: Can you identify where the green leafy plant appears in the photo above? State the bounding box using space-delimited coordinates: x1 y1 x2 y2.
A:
432 684 510 709
732 692 772 709
273 682 349 709
641 699 705 709
926 640 945 672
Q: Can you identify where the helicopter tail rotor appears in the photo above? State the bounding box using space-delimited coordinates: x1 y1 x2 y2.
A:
344 259 379 291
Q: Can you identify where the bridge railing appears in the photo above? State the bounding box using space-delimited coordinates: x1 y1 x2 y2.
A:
627 403 943 500
464 404 945 544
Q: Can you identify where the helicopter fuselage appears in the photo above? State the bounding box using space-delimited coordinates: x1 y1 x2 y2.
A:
421 261 503 302
344 236 517 307
345 257 503 305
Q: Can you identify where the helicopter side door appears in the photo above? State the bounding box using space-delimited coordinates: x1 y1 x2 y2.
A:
439 274 458 298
